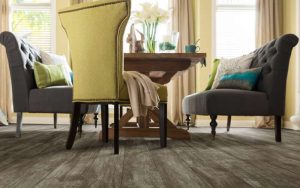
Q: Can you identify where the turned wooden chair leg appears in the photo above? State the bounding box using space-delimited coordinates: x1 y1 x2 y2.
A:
54 113 57 129
94 113 98 128
186 114 191 130
210 115 218 138
78 114 84 138
227 115 232 132
159 103 167 148
66 103 81 150
101 104 109 143
114 103 120 154
16 112 23 138
275 115 282 142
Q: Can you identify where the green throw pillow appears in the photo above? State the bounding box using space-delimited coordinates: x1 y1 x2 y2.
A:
34 62 70 89
205 59 220 90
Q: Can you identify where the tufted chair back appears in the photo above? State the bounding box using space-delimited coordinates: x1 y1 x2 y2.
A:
0 31 40 112
250 34 299 115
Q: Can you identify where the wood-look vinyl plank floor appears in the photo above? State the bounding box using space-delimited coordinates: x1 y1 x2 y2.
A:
0 124 299 188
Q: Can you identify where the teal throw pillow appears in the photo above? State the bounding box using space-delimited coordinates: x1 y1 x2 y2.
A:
216 67 262 91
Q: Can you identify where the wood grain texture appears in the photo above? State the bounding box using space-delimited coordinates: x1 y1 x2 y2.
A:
124 53 206 84
0 125 300 188
125 53 206 64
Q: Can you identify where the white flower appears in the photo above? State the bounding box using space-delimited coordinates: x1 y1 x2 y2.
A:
133 3 169 24
140 2 153 12
158 9 169 23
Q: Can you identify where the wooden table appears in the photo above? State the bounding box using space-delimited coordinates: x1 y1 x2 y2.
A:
103 53 206 140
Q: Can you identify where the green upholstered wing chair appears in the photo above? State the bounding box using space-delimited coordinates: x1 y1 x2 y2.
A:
59 0 168 154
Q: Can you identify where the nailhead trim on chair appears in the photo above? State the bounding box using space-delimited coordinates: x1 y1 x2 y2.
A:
59 1 126 14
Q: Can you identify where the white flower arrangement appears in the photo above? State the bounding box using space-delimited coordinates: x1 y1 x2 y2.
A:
135 3 169 23
134 3 169 53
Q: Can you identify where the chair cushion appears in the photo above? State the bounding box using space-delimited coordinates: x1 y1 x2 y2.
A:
29 86 74 113
29 86 100 114
182 89 269 116
29 86 95 114
119 82 168 102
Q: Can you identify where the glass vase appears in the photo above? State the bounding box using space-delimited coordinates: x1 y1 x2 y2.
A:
159 32 180 53
146 38 156 53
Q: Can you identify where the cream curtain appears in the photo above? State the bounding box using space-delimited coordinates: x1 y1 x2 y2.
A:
167 0 196 125
255 0 283 128
0 0 13 123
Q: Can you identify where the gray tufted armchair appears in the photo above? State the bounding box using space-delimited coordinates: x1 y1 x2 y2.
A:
183 34 299 142
0 31 100 137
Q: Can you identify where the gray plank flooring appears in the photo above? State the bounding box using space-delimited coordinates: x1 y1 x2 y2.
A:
0 124 300 188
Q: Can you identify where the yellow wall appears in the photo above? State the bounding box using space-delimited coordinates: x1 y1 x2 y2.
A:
193 0 298 123
283 0 297 121
194 0 211 93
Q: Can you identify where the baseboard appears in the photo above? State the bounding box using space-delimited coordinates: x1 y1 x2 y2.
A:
195 119 255 127
284 121 300 130
9 115 70 125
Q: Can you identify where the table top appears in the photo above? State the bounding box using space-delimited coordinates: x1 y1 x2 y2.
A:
124 53 206 65
123 53 206 84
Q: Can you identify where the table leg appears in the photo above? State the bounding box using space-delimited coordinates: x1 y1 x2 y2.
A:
99 108 190 140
